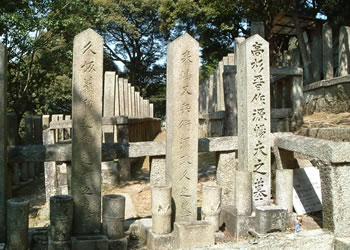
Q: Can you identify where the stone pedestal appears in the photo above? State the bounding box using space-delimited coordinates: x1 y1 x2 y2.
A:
255 206 287 234
6 198 30 250
201 183 222 231
173 221 214 249
147 231 173 250
50 195 73 241
102 194 125 239
152 186 172 234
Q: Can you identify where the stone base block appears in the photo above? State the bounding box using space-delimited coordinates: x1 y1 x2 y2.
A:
335 237 350 250
220 205 254 240
174 221 215 249
287 212 297 230
71 235 108 250
48 239 71 250
146 231 173 250
108 236 128 250
0 243 5 250
255 206 287 234
137 218 152 244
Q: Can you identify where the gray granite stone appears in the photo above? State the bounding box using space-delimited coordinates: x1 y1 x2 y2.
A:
102 194 125 239
275 169 293 213
337 26 350 76
147 231 173 250
201 183 222 231
237 35 271 207
334 237 350 250
323 23 333 79
103 71 116 143
217 152 236 207
152 185 172 234
71 28 103 234
118 78 125 115
50 195 73 241
114 75 120 117
150 157 166 186
108 236 128 250
166 33 199 222
255 205 287 234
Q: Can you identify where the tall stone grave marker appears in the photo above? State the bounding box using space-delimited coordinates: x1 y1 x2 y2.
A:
237 35 271 207
119 78 125 116
72 28 103 234
166 33 199 222
0 43 8 243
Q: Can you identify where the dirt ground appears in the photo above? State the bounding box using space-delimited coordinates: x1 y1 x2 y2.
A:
12 112 350 241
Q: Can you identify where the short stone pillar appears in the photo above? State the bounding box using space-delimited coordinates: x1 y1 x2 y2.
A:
151 185 172 234
49 195 73 244
102 194 125 239
6 198 30 250
275 169 293 213
201 183 222 231
234 171 252 216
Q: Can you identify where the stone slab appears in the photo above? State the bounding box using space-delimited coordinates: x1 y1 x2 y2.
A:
147 231 173 250
166 33 199 222
136 218 152 244
293 167 322 215
71 235 108 250
174 221 215 249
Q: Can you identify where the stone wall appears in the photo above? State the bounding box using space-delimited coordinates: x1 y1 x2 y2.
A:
304 75 350 115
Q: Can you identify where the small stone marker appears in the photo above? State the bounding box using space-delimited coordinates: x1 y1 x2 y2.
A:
237 35 271 207
293 168 322 215
71 28 103 234
166 33 199 222
0 43 7 243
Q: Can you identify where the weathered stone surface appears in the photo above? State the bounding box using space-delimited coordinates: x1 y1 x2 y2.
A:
71 235 108 250
0 43 7 243
119 78 125 115
7 198 30 250
216 152 236 206
48 239 71 250
152 186 172 234
174 221 215 249
275 169 293 213
136 218 152 244
317 160 350 236
235 171 252 216
114 75 120 117
131 86 135 117
71 28 103 234
223 64 238 136
102 194 125 239
255 206 287 234
298 127 350 142
273 132 350 163
220 206 254 240
150 157 166 186
237 35 271 207
123 79 129 116
166 33 199 222
337 26 350 76
50 195 73 241
147 231 173 250
135 92 140 117
101 161 119 185
43 130 58 203
311 25 322 81
323 23 333 79
201 183 222 231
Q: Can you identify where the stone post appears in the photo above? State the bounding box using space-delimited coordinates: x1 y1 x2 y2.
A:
33 116 43 176
128 83 132 117
102 194 125 239
114 75 120 117
43 129 58 203
119 78 125 116
291 73 304 130
201 183 222 231
145 99 150 117
237 35 271 208
275 169 293 213
217 60 225 111
117 117 130 181
223 63 237 136
49 195 73 249
71 28 103 234
322 22 333 79
234 171 252 215
6 198 29 250
0 43 8 243
8 113 19 188
166 33 199 222
103 71 116 143
123 79 129 116
131 86 135 117
24 116 35 179
208 75 214 113
140 97 144 117
151 186 172 234
135 92 140 117
337 26 350 76
150 103 154 118
311 24 322 81
216 152 236 206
